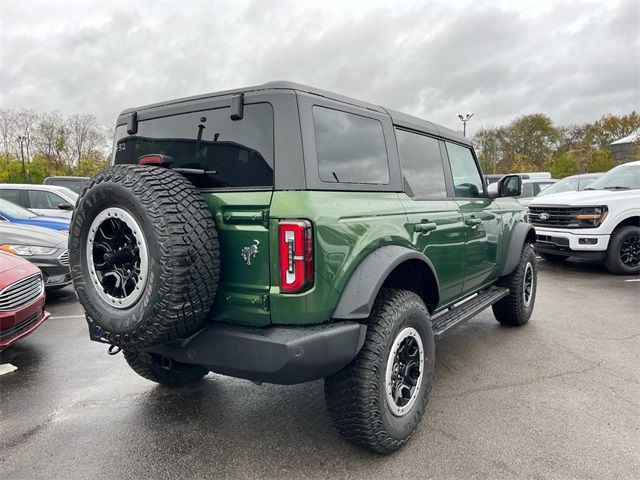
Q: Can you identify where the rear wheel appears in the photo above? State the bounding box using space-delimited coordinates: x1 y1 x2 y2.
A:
124 350 209 387
493 244 537 326
324 289 435 454
539 251 567 263
605 225 640 275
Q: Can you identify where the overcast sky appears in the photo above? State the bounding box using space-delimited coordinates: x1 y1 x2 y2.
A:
1 0 638 136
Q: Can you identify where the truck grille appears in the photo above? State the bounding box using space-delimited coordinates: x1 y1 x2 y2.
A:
58 250 69 266
528 206 581 228
0 273 44 311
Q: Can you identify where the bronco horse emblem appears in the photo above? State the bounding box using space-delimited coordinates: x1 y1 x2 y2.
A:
241 240 260 266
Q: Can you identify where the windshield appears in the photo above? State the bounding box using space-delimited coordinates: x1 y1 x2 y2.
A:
0 198 38 218
57 187 79 203
586 164 640 190
538 177 579 196
114 103 274 189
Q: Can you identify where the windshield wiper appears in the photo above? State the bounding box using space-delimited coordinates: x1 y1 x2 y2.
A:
603 186 630 190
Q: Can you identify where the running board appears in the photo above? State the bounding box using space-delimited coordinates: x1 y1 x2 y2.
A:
431 286 510 339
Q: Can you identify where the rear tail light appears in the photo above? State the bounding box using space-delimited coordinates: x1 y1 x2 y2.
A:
278 220 313 293
138 154 173 166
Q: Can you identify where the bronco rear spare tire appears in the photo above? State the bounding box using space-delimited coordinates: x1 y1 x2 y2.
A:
69 165 220 350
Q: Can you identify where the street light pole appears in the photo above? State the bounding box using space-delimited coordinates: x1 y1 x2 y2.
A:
17 135 27 182
457 112 474 137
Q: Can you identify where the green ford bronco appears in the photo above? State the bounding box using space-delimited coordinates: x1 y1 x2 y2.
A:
69 82 537 453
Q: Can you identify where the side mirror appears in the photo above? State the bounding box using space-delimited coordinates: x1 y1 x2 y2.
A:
58 202 74 211
494 175 522 198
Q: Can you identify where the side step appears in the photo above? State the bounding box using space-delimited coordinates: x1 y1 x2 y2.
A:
431 286 509 339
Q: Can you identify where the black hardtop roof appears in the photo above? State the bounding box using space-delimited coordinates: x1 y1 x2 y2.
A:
120 81 470 146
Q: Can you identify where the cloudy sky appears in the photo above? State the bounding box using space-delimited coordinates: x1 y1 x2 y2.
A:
1 0 638 136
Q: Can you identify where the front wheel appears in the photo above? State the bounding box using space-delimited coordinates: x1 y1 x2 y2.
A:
493 243 537 326
604 225 640 275
324 289 435 454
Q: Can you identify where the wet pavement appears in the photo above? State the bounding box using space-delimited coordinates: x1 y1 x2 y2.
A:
1 260 639 479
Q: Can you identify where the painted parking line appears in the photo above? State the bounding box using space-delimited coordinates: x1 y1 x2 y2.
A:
625 278 640 282
49 314 86 320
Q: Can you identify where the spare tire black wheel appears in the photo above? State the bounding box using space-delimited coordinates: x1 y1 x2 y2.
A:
69 164 220 350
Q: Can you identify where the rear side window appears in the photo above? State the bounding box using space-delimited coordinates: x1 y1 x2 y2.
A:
445 142 484 198
0 189 21 205
114 103 274 189
395 129 447 198
28 190 64 209
312 106 389 184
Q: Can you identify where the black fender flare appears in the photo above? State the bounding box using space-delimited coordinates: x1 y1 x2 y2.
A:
501 222 536 276
332 245 440 320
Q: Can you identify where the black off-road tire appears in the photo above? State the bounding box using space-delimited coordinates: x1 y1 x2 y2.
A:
123 350 209 387
604 225 640 275
539 251 567 263
324 289 435 454
69 165 220 350
492 243 537 326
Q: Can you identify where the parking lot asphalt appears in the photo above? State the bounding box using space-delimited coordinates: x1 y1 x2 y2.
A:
1 259 639 480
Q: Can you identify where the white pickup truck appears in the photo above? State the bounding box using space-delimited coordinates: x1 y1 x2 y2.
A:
528 160 640 275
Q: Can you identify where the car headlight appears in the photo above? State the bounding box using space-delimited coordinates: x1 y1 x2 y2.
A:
0 244 58 256
575 206 608 228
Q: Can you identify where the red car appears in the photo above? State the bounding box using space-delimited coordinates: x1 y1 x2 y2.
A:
0 251 50 350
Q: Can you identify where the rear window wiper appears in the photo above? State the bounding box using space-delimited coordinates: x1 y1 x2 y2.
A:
173 168 218 176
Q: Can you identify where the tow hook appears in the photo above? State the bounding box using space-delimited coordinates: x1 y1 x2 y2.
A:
107 344 122 356
160 356 173 370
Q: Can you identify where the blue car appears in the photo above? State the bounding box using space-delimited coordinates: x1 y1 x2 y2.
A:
0 197 70 233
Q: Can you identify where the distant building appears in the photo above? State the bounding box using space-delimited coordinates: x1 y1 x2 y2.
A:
610 132 640 165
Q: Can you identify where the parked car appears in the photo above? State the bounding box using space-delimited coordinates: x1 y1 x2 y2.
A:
488 178 556 207
536 172 604 197
0 184 78 219
485 172 552 185
530 160 640 274
68 81 537 454
0 222 71 290
518 179 557 207
0 198 70 233
0 251 50 351
43 176 89 194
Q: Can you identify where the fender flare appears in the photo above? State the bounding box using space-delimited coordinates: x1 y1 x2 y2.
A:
501 222 536 276
332 245 440 320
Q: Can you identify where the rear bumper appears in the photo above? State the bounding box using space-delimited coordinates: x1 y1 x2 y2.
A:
113 321 367 385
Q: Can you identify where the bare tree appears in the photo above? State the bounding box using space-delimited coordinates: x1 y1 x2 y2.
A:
68 113 108 166
14 109 40 161
0 108 17 155
34 110 69 172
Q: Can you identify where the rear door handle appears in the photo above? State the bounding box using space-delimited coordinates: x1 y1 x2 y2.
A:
465 217 482 226
414 222 437 233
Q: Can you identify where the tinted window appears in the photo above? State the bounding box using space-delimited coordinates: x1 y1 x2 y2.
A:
446 142 484 198
395 129 447 198
114 103 274 189
0 189 22 205
46 178 87 193
519 183 535 198
29 190 64 209
313 106 389 184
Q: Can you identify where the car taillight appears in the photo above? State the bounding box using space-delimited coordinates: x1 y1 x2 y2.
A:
278 220 313 293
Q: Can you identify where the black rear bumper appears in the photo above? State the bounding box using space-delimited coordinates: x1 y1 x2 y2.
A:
135 322 367 385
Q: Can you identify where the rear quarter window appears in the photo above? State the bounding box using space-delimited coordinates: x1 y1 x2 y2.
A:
312 106 389 185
